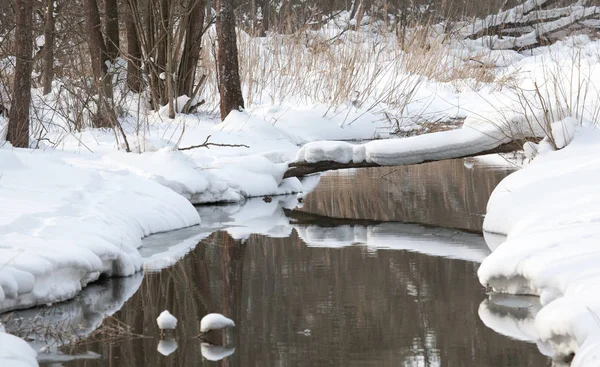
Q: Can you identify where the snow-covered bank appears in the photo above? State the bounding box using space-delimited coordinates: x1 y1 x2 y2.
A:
478 124 600 363
0 147 199 314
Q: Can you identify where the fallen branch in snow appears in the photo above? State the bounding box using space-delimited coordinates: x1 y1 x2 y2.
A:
284 138 539 178
178 135 250 151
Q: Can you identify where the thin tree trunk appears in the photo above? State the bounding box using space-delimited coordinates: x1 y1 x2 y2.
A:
84 0 114 128
42 0 55 95
165 5 175 118
177 0 206 98
104 0 120 61
8 0 33 148
216 0 244 120
125 0 142 92
156 0 169 105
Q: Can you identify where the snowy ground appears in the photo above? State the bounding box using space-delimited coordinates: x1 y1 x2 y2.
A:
1 27 600 364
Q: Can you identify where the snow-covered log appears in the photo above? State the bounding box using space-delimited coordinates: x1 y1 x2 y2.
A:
285 126 539 178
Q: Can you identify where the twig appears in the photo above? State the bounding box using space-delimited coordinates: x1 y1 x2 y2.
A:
178 135 249 150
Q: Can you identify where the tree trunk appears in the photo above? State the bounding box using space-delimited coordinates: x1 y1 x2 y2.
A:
103 0 120 61
156 0 169 105
177 0 205 98
8 0 33 148
216 0 244 120
125 0 142 92
42 0 55 95
84 0 114 128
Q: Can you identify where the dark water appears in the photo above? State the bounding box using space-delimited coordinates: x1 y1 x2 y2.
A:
4 157 550 366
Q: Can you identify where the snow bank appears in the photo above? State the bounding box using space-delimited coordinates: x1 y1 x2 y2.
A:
0 147 199 313
0 332 38 367
478 124 600 361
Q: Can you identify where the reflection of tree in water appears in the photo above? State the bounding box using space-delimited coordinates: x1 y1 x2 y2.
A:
299 159 515 232
67 228 547 365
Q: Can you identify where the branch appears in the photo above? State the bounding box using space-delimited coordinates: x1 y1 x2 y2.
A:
178 135 250 150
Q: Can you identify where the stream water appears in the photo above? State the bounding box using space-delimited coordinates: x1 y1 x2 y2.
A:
2 157 552 366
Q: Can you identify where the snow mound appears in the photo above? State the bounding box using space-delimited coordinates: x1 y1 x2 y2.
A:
0 147 200 313
479 124 600 359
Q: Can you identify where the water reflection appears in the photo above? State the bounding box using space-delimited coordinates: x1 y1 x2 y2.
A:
52 228 548 366
298 158 515 232
0 273 142 364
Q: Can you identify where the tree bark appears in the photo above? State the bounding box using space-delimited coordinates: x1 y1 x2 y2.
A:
156 0 169 105
216 0 244 120
103 0 120 61
177 0 206 98
84 0 114 128
42 0 55 95
8 0 33 148
124 0 142 92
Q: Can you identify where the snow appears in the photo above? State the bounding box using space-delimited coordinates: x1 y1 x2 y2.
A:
157 310 177 330
0 332 38 367
200 313 235 333
3 11 600 364
295 123 524 166
35 35 45 48
0 147 199 314
478 124 600 361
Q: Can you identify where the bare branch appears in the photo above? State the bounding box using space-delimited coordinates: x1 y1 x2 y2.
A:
178 135 250 150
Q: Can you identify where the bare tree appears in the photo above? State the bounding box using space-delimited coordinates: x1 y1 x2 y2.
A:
8 0 33 148
104 0 120 61
124 0 142 92
84 0 115 128
216 0 244 120
42 0 55 95
176 0 206 98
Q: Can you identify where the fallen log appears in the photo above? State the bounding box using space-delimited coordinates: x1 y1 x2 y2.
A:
284 138 539 178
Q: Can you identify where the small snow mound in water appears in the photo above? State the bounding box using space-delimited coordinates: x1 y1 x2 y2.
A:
157 310 177 330
200 313 235 332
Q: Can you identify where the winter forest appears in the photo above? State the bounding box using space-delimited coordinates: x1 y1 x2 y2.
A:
2 0 600 365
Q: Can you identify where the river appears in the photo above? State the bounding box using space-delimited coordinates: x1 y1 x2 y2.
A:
2 157 552 366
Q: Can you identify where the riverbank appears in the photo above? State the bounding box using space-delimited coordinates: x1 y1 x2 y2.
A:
479 124 600 365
